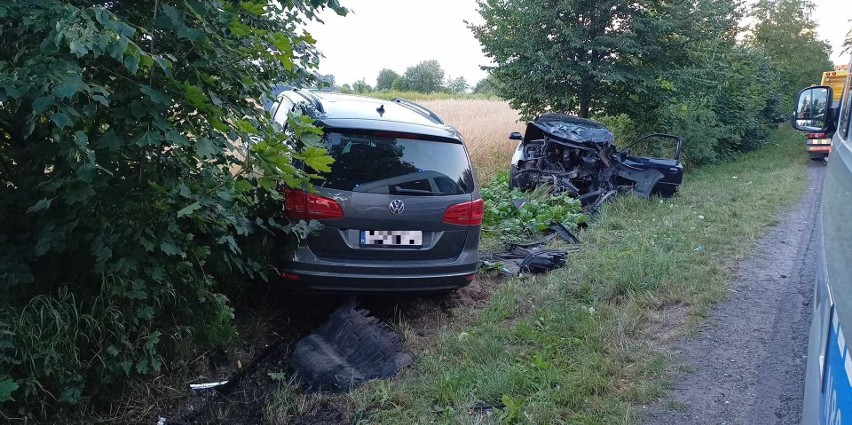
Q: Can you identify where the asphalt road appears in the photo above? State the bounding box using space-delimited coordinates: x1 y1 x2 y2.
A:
644 160 826 425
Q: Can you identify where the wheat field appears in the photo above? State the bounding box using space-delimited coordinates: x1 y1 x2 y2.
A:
419 99 523 182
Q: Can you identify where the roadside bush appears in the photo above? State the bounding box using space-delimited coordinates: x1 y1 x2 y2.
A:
0 0 344 418
595 114 640 148
657 100 728 166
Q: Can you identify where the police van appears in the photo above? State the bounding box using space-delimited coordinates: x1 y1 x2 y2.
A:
793 56 852 424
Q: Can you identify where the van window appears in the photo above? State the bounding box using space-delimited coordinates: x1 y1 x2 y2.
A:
314 132 474 195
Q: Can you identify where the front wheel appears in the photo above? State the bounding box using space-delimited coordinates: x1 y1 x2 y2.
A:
508 165 518 189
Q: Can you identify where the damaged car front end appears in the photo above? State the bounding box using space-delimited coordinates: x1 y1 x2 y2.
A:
508 114 684 207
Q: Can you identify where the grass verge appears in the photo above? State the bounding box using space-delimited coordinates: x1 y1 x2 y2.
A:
268 127 808 424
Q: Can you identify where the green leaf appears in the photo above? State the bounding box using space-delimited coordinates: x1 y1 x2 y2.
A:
33 96 54 114
235 119 257 134
140 85 171 105
229 21 251 37
160 242 182 256
0 379 18 403
184 83 209 110
240 2 266 15
92 95 109 106
124 54 140 74
177 202 202 218
26 198 51 213
51 112 72 129
195 138 218 158
53 77 83 99
302 147 333 173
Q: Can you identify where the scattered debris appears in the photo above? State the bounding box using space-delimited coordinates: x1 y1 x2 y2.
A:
188 381 229 391
290 302 414 393
481 242 575 277
548 221 581 244
472 401 506 417
519 250 568 274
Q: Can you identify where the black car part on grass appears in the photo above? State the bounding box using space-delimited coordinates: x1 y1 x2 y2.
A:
481 241 578 277
510 114 684 207
290 303 414 393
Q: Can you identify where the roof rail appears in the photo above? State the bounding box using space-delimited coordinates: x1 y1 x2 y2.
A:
390 98 445 125
292 88 325 113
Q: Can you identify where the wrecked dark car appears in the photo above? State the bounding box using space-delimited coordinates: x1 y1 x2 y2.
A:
508 114 683 207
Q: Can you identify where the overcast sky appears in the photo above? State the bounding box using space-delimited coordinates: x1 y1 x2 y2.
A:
307 0 852 87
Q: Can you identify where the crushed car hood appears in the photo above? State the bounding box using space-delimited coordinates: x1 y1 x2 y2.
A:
525 114 615 145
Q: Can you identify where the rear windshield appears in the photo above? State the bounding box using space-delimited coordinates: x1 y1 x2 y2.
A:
314 132 474 195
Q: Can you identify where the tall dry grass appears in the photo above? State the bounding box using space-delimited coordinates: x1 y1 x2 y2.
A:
419 99 523 182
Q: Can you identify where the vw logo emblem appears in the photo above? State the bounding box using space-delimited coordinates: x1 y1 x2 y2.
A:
388 199 405 215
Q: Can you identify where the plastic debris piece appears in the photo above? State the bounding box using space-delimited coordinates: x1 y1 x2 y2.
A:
290 303 413 393
189 381 229 391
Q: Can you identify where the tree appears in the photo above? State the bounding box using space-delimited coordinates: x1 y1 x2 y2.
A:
445 76 469 94
401 60 445 93
843 23 852 55
376 68 400 91
317 74 337 89
0 0 344 415
471 0 653 117
473 76 496 95
352 78 373 94
749 0 832 109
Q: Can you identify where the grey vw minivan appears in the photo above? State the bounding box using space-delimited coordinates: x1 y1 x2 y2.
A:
268 90 482 293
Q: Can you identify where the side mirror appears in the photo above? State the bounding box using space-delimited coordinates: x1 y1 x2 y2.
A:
792 86 832 132
509 132 523 140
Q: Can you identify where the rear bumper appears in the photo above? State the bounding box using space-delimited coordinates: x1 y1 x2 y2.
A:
279 273 474 293
277 243 480 294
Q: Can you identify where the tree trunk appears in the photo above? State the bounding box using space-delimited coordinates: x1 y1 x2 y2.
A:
578 75 593 118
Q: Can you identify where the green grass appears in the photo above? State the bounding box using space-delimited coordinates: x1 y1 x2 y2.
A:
270 127 808 424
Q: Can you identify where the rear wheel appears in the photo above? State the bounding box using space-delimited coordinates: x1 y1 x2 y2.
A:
508 165 518 189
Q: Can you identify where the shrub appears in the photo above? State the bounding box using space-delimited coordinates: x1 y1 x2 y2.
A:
0 0 344 418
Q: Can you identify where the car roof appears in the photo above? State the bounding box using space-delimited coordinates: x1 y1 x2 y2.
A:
280 90 462 140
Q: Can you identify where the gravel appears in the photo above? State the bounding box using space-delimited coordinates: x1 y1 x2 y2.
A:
643 161 825 425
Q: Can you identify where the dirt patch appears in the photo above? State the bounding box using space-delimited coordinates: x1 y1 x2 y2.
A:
645 301 691 345
447 277 494 309
290 401 347 425
642 161 824 424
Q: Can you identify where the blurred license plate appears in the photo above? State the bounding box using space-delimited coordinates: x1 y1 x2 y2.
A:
360 230 422 247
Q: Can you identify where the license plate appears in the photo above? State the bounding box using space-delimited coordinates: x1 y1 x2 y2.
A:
360 230 423 247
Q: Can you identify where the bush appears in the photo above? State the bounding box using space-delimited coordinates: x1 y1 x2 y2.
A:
0 0 344 418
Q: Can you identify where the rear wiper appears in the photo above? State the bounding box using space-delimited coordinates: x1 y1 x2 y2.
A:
392 186 443 196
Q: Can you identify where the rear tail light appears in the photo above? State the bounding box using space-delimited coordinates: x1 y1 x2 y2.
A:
283 189 343 220
807 133 826 139
443 199 485 226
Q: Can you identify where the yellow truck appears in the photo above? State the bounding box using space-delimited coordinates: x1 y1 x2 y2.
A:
805 65 849 159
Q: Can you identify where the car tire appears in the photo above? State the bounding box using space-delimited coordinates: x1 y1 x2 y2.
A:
508 165 518 190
